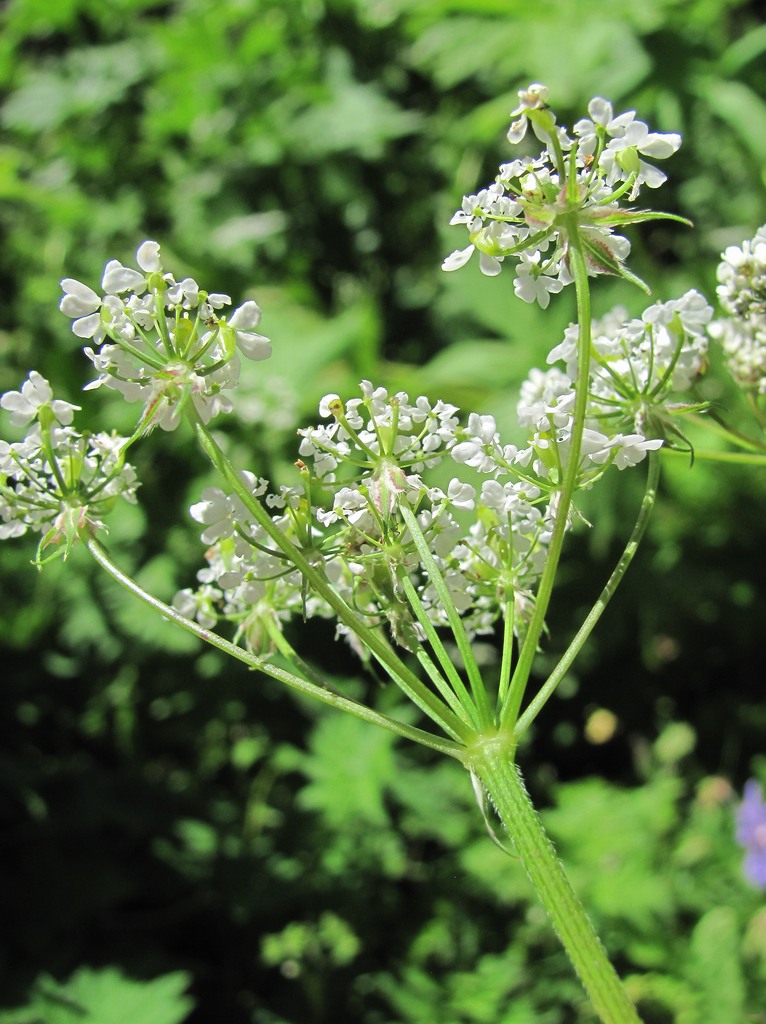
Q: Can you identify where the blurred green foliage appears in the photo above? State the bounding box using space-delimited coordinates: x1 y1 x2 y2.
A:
2 0 766 1021
0 968 193 1024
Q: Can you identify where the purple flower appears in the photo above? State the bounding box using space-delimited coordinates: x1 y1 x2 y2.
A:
736 779 766 888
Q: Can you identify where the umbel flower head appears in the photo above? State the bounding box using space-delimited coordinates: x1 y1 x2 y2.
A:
442 83 685 306
60 241 271 433
708 224 766 395
0 373 139 564
175 356 677 659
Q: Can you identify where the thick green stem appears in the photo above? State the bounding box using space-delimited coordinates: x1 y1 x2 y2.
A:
467 736 643 1024
500 225 593 728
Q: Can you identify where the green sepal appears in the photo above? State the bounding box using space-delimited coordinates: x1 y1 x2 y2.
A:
579 234 651 294
217 324 238 361
588 208 693 230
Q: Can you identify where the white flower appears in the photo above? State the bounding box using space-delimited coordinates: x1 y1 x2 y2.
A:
610 434 663 469
517 367 574 430
190 487 239 544
601 120 681 190
1 372 80 427
451 413 507 473
445 478 476 509
513 253 564 308
173 587 219 630
101 260 147 294
319 394 341 417
507 83 550 144
227 300 271 361
573 99 636 155
166 277 200 308
60 278 108 341
60 278 100 318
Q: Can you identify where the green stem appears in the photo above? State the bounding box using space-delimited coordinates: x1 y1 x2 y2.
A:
399 502 494 728
746 391 766 432
467 736 643 1024
395 566 482 728
694 410 766 453
189 414 471 742
663 447 766 466
500 224 592 728
496 598 515 711
514 450 660 739
86 535 465 760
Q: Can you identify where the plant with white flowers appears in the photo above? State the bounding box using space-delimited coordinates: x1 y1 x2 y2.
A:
3 84 765 1024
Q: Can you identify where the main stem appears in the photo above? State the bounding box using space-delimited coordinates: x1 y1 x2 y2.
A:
467 737 643 1024
500 224 593 728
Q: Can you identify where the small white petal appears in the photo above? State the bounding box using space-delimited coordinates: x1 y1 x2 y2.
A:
478 253 502 277
319 394 341 417
441 245 475 272
587 97 613 126
236 331 272 361
102 261 146 294
72 312 103 339
136 240 162 273
640 133 681 158
229 300 262 330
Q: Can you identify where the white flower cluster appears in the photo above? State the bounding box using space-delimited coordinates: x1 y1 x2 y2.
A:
60 241 271 431
708 225 766 393
0 373 139 552
535 289 712 466
176 342 687 661
442 84 681 306
175 384 507 652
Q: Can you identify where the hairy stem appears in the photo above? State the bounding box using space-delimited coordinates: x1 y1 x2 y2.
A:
467 736 643 1024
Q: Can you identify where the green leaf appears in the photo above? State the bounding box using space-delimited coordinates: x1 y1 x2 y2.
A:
0 968 193 1024
694 77 766 164
1 42 161 132
284 49 422 160
687 907 745 1024
296 712 397 829
543 776 682 929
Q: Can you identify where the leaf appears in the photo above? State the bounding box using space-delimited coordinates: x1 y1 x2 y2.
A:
694 78 766 164
285 49 422 160
1 42 161 132
687 907 745 1024
0 968 193 1024
296 712 397 829
543 775 682 929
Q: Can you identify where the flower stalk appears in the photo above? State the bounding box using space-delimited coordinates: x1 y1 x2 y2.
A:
85 534 465 760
